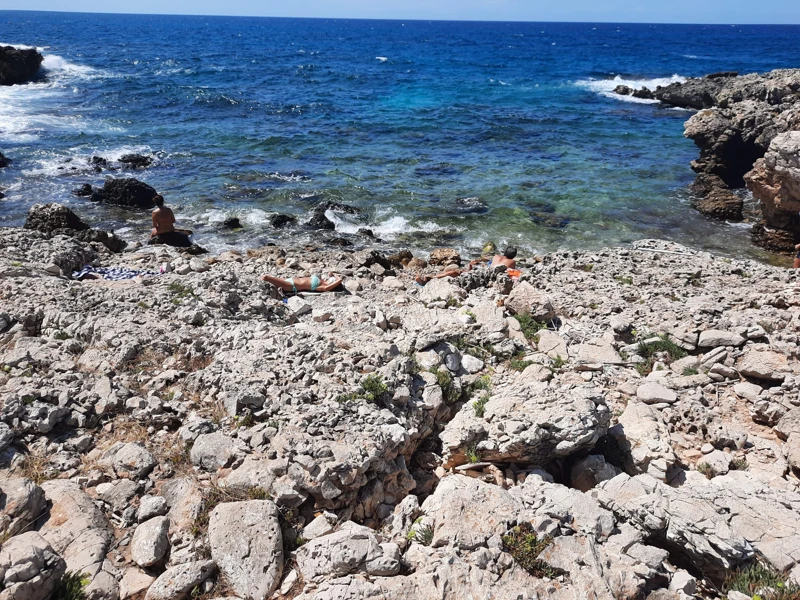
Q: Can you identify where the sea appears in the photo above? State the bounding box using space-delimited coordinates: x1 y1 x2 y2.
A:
1 11 799 258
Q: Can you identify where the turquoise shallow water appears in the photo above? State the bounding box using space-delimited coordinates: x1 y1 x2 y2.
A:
1 13 799 257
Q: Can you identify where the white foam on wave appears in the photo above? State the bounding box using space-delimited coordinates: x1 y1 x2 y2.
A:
575 74 686 104
327 208 453 239
376 56 388 62
21 145 153 178
0 45 114 142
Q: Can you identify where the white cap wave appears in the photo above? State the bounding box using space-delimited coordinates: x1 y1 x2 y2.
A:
576 74 686 104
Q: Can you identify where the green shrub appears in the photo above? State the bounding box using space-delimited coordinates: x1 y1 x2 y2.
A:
502 523 557 579
724 563 800 599
697 462 713 479
473 393 489 418
361 374 388 402
551 355 566 369
636 334 687 375
54 571 90 600
413 524 434 546
682 367 699 376
512 313 548 343
465 443 480 464
430 367 460 404
730 457 749 471
614 275 633 285
510 358 533 372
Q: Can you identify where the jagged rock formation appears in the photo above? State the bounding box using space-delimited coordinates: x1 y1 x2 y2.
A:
0 45 43 86
23 203 126 254
745 131 800 251
617 69 800 251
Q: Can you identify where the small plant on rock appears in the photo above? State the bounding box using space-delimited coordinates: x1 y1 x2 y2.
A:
429 366 460 404
413 524 434 547
636 334 687 375
510 357 533 372
730 457 749 471
724 563 800 599
502 523 557 579
551 355 566 369
697 462 713 479
465 443 481 464
513 313 548 343
614 275 634 285
473 393 490 418
682 367 699 376
54 571 90 600
361 374 388 402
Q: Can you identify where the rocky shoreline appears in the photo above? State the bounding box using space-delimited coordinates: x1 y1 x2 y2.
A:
615 69 800 253
1 201 799 599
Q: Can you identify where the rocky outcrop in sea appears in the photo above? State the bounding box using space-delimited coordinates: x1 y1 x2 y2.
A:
1 204 799 599
0 45 43 86
616 69 800 252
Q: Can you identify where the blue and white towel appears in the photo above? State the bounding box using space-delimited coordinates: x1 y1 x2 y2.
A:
72 265 159 281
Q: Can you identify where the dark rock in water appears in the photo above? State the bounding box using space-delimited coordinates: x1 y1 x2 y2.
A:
315 200 360 215
90 156 107 168
613 85 632 96
222 217 242 229
91 178 158 209
185 244 208 255
72 184 94 198
0 45 43 86
329 237 352 247
653 78 722 110
119 154 153 169
454 197 489 214
387 249 413 267
705 71 739 79
307 211 336 230
631 87 654 100
270 214 297 228
357 228 376 238
0 152 10 168
23 203 126 253
0 191 4 200
24 203 89 233
149 231 193 248
529 211 571 229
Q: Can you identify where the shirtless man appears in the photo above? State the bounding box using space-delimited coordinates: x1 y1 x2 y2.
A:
260 273 343 293
149 195 192 247
416 247 518 284
794 243 800 269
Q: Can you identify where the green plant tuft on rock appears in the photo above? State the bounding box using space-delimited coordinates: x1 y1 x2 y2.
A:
54 571 90 600
502 523 557 579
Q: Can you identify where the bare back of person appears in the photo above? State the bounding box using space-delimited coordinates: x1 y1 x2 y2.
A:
152 206 176 236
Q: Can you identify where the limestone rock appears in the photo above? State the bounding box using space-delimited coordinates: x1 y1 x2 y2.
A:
636 382 678 405
131 516 170 568
208 500 283 600
294 521 400 582
610 401 678 482
0 477 46 539
737 349 788 382
144 560 216 600
698 329 746 348
190 432 247 471
428 248 461 267
441 384 610 468
505 282 556 321
0 532 66 600
102 442 157 480
39 480 113 583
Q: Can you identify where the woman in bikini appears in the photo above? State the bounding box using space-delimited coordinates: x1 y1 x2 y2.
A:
260 273 343 293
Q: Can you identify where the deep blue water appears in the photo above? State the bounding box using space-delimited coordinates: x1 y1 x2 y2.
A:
1 12 799 256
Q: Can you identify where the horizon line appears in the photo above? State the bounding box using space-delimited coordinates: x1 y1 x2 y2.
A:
1 8 799 26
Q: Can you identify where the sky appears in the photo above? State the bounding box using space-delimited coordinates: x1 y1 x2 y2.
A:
1 0 799 24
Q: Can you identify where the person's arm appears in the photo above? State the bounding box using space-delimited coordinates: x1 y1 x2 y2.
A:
317 278 343 292
151 211 158 237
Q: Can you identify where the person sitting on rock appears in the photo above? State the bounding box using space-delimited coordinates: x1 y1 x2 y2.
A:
795 243 800 269
415 246 518 285
149 195 192 248
260 273 343 294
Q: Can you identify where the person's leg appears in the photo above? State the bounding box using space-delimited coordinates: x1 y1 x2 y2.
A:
794 256 800 269
260 275 295 291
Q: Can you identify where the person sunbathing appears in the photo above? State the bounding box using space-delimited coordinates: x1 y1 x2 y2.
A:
415 247 518 285
260 273 343 293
